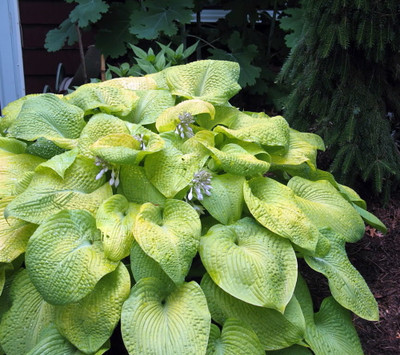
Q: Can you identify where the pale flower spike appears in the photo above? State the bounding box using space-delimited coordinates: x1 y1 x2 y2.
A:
175 112 195 139
94 157 120 187
187 170 212 201
132 134 147 150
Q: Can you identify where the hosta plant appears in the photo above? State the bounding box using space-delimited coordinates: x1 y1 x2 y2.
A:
0 60 385 355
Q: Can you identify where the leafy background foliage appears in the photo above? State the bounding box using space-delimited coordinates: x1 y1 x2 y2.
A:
0 60 385 354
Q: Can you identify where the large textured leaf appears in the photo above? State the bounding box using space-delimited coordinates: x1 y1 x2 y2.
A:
156 99 215 132
0 137 27 153
304 230 378 321
65 83 138 117
352 204 387 233
78 113 130 158
99 76 157 90
244 177 320 252
8 94 85 143
133 200 201 284
201 274 305 350
0 151 44 198
0 197 37 263
26 210 118 305
206 319 264 355
129 90 175 125
163 60 241 104
118 165 166 205
266 345 312 354
200 218 297 311
5 156 112 224
121 277 210 355
200 174 245 225
144 134 209 198
213 108 289 148
96 194 141 261
55 263 131 353
0 270 55 355
288 177 365 243
270 129 324 170
35 149 78 179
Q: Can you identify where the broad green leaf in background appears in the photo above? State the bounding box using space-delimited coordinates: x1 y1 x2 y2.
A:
200 218 297 311
156 99 215 133
288 177 365 243
26 137 66 159
0 151 44 198
55 263 131 353
244 177 320 252
213 109 290 149
96 194 141 261
26 210 118 305
129 89 175 125
69 0 109 28
133 199 201 284
0 270 55 355
304 230 379 321
5 156 112 224
65 83 139 117
7 94 85 144
206 319 264 355
201 274 305 350
144 134 209 198
35 149 78 179
163 60 241 104
266 345 312 354
128 0 194 40
130 241 172 285
121 277 210 355
44 18 77 52
269 129 324 170
200 173 245 225
118 165 166 205
0 196 37 264
77 113 130 158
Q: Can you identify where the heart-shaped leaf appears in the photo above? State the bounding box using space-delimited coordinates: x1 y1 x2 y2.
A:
200 218 297 311
5 156 113 224
0 270 55 355
244 177 320 252
163 60 241 104
55 263 131 353
133 200 201 284
26 209 118 305
201 274 305 350
206 319 264 355
96 194 141 261
121 278 211 355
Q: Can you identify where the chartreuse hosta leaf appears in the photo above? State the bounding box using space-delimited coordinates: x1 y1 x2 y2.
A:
133 199 201 284
163 60 241 104
78 113 130 158
200 218 297 311
5 155 112 224
0 150 44 198
212 107 290 149
118 165 166 205
98 76 157 90
35 149 78 178
156 99 215 133
0 269 55 355
200 173 245 225
269 129 325 171
304 230 378 321
7 94 85 147
145 133 209 198
244 177 320 252
96 194 141 261
294 275 363 355
91 124 165 165
288 177 365 243
129 90 175 125
65 83 139 117
26 210 118 305
201 274 305 350
55 263 131 353
266 345 312 354
0 137 27 153
206 319 264 355
0 196 37 264
352 203 387 233
121 277 211 355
